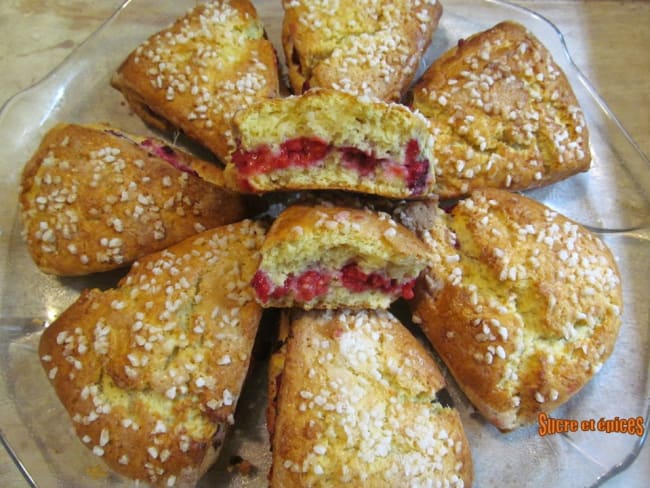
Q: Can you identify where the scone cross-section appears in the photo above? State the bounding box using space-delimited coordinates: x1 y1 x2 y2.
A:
252 204 431 310
267 309 473 487
39 220 267 487
225 89 437 199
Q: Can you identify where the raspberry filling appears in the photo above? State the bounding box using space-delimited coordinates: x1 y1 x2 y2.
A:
252 269 330 303
340 147 383 176
232 137 430 194
252 264 416 303
103 129 199 176
340 263 416 300
139 139 199 176
231 137 329 177
404 139 430 195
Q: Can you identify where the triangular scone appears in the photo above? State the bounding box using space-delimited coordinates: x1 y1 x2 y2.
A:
408 189 622 431
410 21 591 198
282 0 443 102
268 309 473 487
111 0 279 162
39 220 267 487
251 205 431 310
225 89 437 198
20 123 248 276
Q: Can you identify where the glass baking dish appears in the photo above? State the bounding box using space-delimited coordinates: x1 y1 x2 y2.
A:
0 1 647 487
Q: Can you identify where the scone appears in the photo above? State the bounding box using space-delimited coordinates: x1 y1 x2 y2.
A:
225 89 437 198
39 220 267 487
20 123 248 276
282 0 443 102
410 21 591 199
111 0 280 162
408 189 622 431
268 308 473 487
251 204 430 310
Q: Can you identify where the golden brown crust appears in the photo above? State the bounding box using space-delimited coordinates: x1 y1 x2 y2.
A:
111 0 280 162
19 123 248 276
282 0 442 102
409 189 622 430
224 88 437 198
410 21 591 199
265 311 291 446
262 205 429 261
253 204 431 309
269 308 472 487
39 220 267 487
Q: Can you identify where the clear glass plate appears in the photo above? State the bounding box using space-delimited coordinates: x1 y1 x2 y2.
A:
0 1 648 487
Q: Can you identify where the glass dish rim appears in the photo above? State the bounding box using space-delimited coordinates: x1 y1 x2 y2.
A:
0 1 648 487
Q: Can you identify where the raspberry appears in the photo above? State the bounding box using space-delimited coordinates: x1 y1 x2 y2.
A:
272 275 295 300
341 263 369 292
404 139 430 195
341 263 417 300
341 147 381 176
233 137 329 177
253 269 330 302
233 137 430 197
140 139 199 176
251 270 273 302
342 263 394 293
400 280 416 300
256 265 416 303
231 144 275 176
294 270 330 302
279 138 329 168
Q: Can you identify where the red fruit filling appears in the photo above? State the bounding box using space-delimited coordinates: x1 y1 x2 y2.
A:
252 269 330 303
340 147 382 176
251 270 274 303
404 139 430 195
279 138 330 170
103 130 199 176
231 137 329 177
232 137 430 195
140 139 199 176
252 264 416 303
294 270 331 302
340 263 415 300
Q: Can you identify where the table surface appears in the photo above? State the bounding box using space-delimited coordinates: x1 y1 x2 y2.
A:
0 1 648 487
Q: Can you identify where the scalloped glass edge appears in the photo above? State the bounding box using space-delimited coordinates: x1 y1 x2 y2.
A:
0 1 648 487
